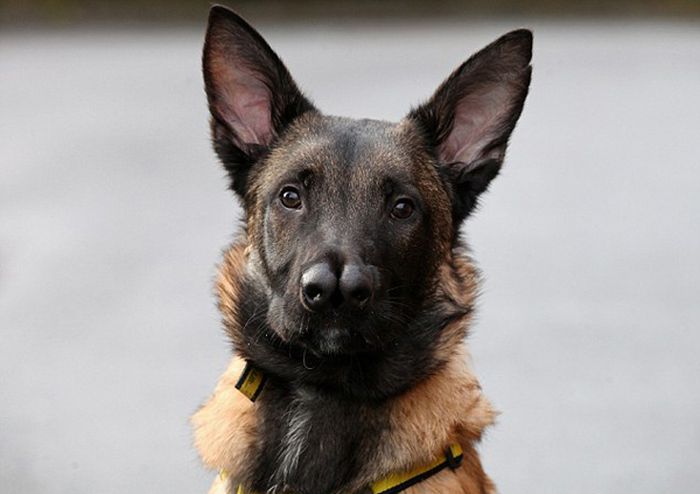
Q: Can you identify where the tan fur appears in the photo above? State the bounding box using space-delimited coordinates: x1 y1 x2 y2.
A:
192 357 259 477
215 241 250 349
364 345 495 484
404 444 495 494
193 337 496 493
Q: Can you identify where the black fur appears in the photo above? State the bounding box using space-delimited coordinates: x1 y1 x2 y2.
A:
245 381 385 494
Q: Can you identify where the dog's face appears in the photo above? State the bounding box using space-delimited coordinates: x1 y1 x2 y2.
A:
248 116 454 357
203 6 531 392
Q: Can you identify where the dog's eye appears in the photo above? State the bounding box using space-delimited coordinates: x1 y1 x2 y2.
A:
280 187 302 209
391 198 414 219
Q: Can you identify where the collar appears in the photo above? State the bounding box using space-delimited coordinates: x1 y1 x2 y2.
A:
234 360 267 401
225 361 464 494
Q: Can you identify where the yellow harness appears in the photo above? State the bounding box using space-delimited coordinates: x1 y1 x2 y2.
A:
224 362 464 494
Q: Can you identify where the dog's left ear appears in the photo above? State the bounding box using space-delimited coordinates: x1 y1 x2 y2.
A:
409 29 532 221
203 6 316 196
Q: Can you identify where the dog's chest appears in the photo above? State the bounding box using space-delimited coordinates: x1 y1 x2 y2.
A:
247 382 384 494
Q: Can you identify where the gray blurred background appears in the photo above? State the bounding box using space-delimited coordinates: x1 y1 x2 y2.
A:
1 1 699 493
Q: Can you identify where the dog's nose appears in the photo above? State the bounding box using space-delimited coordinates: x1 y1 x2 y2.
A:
339 264 373 309
301 262 338 311
300 262 374 312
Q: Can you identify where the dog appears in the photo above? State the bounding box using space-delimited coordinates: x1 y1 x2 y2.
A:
192 5 532 494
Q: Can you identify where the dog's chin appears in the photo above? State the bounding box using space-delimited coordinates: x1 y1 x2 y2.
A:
270 313 379 361
302 326 362 357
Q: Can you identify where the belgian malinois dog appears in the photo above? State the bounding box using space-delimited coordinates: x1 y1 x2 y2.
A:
192 5 532 494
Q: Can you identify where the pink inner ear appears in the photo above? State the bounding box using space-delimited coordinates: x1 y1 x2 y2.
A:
439 84 512 165
210 57 274 148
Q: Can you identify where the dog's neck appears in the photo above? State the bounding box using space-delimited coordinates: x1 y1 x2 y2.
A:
192 342 495 494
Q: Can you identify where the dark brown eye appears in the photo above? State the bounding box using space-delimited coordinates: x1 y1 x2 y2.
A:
280 187 302 209
391 198 414 219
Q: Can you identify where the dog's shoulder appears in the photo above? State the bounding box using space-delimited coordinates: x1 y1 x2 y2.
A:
191 356 259 476
363 345 496 491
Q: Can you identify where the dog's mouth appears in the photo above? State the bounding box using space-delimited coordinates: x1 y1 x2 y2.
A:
259 292 404 368
261 322 379 368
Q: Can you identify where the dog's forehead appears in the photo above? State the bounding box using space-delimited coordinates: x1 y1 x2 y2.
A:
276 115 425 184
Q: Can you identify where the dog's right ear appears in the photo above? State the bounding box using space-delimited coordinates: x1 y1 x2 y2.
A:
203 5 315 196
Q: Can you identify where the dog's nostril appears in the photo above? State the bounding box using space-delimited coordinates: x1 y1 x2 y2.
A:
350 287 370 305
304 284 323 302
339 264 374 309
301 262 338 311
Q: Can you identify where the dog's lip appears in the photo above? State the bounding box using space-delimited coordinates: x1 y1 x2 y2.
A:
262 326 371 365
261 326 338 357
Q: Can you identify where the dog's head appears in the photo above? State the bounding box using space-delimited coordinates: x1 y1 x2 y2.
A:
204 6 531 397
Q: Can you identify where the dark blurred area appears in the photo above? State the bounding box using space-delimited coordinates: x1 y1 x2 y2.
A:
2 0 699 26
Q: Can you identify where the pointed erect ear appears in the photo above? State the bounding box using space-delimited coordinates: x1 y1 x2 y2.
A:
408 29 532 221
203 6 316 196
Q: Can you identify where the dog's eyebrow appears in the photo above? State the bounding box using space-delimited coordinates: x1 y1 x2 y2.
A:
266 163 319 189
382 176 420 195
382 179 395 196
297 168 314 186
